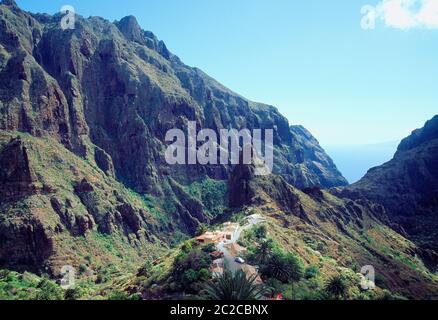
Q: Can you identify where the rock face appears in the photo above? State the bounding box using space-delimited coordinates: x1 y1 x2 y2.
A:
0 3 437 299
227 161 438 299
0 1 347 273
0 132 164 274
344 116 438 254
0 137 36 198
289 125 347 188
0 1 345 193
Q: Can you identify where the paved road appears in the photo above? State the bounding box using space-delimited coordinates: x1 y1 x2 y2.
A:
216 215 265 273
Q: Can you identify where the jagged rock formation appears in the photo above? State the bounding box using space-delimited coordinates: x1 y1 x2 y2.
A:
226 161 438 299
0 132 165 274
1 2 436 300
290 125 347 188
0 1 346 273
0 132 164 274
0 1 345 192
342 116 438 257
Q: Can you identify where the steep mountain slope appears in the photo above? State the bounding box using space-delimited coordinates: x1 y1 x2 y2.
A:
129 162 438 300
1 1 436 300
325 141 399 183
0 1 346 274
290 125 347 187
343 116 438 257
0 132 166 275
226 163 438 299
0 0 346 191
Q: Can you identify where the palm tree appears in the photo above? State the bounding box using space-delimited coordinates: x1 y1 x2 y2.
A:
284 253 304 300
254 225 267 240
261 252 304 300
325 275 348 300
205 269 267 300
253 239 274 264
262 253 290 283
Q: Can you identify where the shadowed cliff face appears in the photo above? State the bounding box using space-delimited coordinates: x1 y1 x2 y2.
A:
342 116 438 255
0 2 346 194
226 162 438 299
0 3 437 299
0 132 165 274
0 1 346 273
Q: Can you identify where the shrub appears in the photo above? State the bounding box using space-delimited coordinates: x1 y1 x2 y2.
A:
108 291 141 301
79 264 88 274
324 275 349 300
198 268 210 282
201 243 216 254
35 279 64 300
181 241 193 253
254 225 267 240
305 266 319 280
172 249 212 293
95 264 119 284
182 269 199 289
375 273 388 290
64 287 83 300
137 260 153 277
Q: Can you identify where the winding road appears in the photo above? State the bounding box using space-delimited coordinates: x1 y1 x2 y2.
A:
216 215 265 273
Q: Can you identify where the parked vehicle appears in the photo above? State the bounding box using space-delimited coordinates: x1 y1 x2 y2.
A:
235 257 245 264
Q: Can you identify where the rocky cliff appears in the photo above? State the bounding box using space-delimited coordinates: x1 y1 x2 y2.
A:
224 161 438 299
0 2 437 299
0 1 346 191
0 1 346 273
0 131 166 274
342 115 438 259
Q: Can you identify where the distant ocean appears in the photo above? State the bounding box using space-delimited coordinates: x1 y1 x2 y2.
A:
324 141 399 184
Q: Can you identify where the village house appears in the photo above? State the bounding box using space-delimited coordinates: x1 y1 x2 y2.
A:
196 231 224 244
223 222 239 241
211 250 224 260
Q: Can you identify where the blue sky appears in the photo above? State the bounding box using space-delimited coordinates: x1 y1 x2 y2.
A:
16 0 438 145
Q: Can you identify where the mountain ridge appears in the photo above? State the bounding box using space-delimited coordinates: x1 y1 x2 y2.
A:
340 115 438 263
0 1 346 274
0 1 437 300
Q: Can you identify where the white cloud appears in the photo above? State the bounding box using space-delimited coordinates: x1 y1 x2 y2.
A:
417 0 438 27
375 0 438 29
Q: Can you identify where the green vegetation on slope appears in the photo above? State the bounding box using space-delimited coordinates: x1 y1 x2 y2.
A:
184 179 228 219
